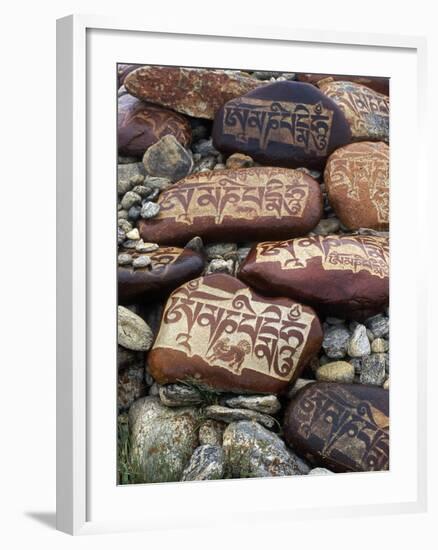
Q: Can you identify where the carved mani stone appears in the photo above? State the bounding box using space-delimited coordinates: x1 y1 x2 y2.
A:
124 66 263 119
318 80 389 142
212 81 352 169
148 274 323 394
118 94 192 157
238 235 389 321
324 141 389 231
283 382 389 472
295 73 389 96
137 167 323 245
118 246 204 304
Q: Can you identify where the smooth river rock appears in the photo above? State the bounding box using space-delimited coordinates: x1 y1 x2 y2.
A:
212 81 352 169
148 274 322 394
117 306 154 351
319 80 389 142
118 94 192 157
238 234 389 321
324 141 389 230
129 396 200 483
124 66 263 119
284 382 389 472
138 167 323 245
118 246 204 304
295 73 389 96
223 420 309 478
181 445 225 481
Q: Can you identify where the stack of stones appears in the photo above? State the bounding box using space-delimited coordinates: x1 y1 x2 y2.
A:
117 65 390 483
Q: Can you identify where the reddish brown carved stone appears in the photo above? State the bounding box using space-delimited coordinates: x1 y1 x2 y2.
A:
238 235 389 321
117 64 143 87
148 274 322 394
295 73 389 96
124 66 263 119
118 246 204 304
324 141 389 231
283 382 389 472
318 80 389 142
118 94 192 157
137 167 323 245
212 81 352 169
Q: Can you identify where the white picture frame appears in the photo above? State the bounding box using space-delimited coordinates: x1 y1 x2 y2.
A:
56 14 428 535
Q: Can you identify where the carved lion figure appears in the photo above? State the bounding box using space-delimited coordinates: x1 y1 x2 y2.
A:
207 337 251 374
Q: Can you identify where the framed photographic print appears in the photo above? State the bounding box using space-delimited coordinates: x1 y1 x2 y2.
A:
56 15 427 535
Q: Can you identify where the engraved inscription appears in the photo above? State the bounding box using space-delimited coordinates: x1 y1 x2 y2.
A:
154 278 314 380
256 236 389 278
294 386 389 471
326 144 389 224
222 98 334 155
149 247 182 271
158 168 310 225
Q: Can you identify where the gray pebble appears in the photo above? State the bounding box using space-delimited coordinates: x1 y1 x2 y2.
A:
309 467 334 475
347 324 371 357
366 314 389 338
204 405 276 430
159 383 204 407
371 338 389 353
126 228 140 240
221 394 281 415
205 243 237 259
118 209 129 220
141 201 160 219
118 219 133 233
117 227 126 245
132 255 151 269
122 239 138 249
198 419 225 446
121 191 142 210
181 445 225 482
136 241 159 253
322 324 350 359
205 258 234 275
118 253 132 266
128 205 142 222
132 185 152 198
360 354 386 386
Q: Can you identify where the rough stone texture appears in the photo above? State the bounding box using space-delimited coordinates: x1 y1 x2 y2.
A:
204 405 276 430
220 394 281 415
138 167 323 245
117 345 144 371
365 314 389 338
205 258 234 275
158 383 204 407
319 80 389 142
140 201 161 219
295 73 389 95
142 135 193 182
316 361 355 383
148 274 322 394
117 306 154 351
129 396 200 483
287 378 315 399
121 191 142 210
371 338 389 353
124 66 264 119
239 235 389 321
313 217 341 235
118 246 204 304
348 324 371 357
198 419 226 446
225 153 255 169
118 365 146 412
181 445 225 481
322 324 350 359
284 382 389 472
118 163 146 195
213 81 352 169
324 142 389 231
360 354 387 386
308 467 335 475
223 421 309 478
132 255 152 269
118 94 192 157
205 243 237 260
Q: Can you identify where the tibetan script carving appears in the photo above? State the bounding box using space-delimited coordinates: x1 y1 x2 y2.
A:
255 235 389 279
222 97 334 155
153 277 314 381
158 168 311 225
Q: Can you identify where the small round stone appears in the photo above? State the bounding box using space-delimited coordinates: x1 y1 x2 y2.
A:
128 205 142 222
117 227 126 245
316 361 355 383
371 338 389 353
118 253 132 266
118 219 133 233
360 354 386 386
131 185 151 198
205 243 237 259
122 239 138 249
141 201 161 219
313 217 341 236
118 209 129 220
365 314 389 338
205 258 234 275
126 228 140 240
132 255 152 269
136 241 159 253
225 153 254 169
347 324 371 357
121 191 142 210
322 324 350 359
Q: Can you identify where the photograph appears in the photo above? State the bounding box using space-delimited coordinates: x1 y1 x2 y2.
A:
116 63 390 484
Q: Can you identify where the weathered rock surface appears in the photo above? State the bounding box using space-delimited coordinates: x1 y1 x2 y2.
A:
324 141 389 230
360 354 386 386
158 383 204 407
348 324 371 357
118 365 146 412
238 235 389 320
212 81 352 169
284 382 389 472
220 394 281 415
315 361 355 383
319 80 389 142
322 324 350 359
181 445 225 481
148 274 322 394
142 135 193 182
117 306 154 351
118 246 204 304
204 405 276 429
198 419 226 446
295 73 389 95
223 421 309 478
129 396 199 483
124 66 263 119
118 63 142 87
118 94 192 157
138 167 323 245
